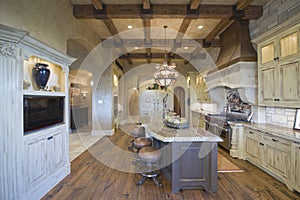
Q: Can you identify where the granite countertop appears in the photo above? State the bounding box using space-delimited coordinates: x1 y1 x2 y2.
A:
229 121 300 143
146 122 223 143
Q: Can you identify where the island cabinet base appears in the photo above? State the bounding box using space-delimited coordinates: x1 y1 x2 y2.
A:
153 139 218 193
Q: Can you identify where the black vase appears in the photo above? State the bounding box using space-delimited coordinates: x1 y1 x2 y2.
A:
32 63 50 90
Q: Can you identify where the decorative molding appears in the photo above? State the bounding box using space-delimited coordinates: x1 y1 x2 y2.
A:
0 42 17 57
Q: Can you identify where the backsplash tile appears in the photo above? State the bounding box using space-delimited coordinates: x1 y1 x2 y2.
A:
265 107 296 128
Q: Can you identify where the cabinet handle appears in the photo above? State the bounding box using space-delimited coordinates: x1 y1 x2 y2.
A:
47 136 53 140
273 57 279 61
259 143 264 146
274 98 280 101
272 138 278 142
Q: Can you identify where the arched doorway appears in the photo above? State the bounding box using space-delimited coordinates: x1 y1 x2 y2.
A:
173 87 185 117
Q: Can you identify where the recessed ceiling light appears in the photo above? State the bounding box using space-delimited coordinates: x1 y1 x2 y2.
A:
127 25 133 29
198 25 203 30
134 47 138 49
184 47 189 50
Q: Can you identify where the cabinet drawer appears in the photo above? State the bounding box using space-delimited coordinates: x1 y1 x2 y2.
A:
263 133 291 147
244 128 263 140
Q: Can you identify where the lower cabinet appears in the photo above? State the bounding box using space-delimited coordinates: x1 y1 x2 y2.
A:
291 143 300 192
24 125 69 199
263 134 291 181
244 128 264 165
243 126 299 192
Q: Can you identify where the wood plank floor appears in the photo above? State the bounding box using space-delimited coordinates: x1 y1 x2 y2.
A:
42 128 300 200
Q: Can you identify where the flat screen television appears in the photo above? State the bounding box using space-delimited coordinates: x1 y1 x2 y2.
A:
24 95 64 133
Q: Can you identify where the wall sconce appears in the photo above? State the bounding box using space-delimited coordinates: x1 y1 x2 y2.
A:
81 91 88 99
186 76 190 88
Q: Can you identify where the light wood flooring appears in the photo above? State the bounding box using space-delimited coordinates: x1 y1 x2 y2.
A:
42 128 300 200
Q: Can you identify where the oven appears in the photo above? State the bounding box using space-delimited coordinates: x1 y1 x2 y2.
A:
204 116 232 151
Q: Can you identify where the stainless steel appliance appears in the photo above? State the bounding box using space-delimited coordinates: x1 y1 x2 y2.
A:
204 114 248 151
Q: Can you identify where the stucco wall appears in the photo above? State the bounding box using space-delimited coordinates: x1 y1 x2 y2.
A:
0 0 100 53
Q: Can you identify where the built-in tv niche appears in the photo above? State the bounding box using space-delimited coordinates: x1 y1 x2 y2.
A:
24 95 64 133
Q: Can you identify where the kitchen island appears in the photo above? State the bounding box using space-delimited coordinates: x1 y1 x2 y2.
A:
146 122 222 193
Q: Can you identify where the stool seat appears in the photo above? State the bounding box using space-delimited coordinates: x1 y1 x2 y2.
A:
139 146 161 163
133 137 152 150
130 126 145 137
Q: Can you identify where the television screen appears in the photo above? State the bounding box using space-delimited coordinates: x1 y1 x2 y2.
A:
24 95 64 133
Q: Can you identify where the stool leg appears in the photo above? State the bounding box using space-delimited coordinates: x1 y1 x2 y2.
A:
152 175 162 187
136 176 147 186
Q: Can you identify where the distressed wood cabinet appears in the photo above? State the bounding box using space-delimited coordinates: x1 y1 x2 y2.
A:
0 25 75 200
263 133 291 182
244 127 264 165
291 142 300 192
257 26 300 107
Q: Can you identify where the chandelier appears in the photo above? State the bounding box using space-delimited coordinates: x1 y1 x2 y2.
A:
154 25 179 89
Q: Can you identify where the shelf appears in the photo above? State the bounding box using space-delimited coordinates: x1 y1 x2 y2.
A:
23 90 66 96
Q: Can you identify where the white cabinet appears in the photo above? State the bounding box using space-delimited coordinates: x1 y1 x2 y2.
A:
24 126 67 192
263 134 291 181
291 143 300 192
26 137 47 187
257 26 300 107
243 126 299 192
244 128 264 165
0 25 75 200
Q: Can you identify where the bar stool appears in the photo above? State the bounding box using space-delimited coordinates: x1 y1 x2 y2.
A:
132 137 152 152
137 146 162 187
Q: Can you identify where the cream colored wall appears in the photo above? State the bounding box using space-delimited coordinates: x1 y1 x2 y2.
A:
0 0 100 53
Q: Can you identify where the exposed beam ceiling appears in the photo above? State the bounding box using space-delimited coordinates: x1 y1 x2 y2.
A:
72 1 263 66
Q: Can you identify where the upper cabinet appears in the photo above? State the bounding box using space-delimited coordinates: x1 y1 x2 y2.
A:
257 26 300 107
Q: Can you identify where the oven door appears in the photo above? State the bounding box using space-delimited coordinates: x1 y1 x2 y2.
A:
205 120 231 151
214 124 231 151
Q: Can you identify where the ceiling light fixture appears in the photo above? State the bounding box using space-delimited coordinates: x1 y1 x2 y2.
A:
198 25 203 30
184 46 189 50
127 25 133 29
154 25 179 89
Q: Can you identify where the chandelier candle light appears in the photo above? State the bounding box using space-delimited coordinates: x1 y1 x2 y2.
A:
154 25 179 89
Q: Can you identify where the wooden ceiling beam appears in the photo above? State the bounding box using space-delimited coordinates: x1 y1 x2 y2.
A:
119 52 206 60
102 19 122 44
205 17 233 43
236 0 253 10
190 0 202 10
92 0 103 10
143 18 151 44
101 38 220 48
143 0 151 10
73 4 262 19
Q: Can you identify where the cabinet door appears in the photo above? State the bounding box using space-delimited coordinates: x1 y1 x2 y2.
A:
278 61 300 101
280 32 298 59
261 42 275 64
244 129 263 164
291 143 300 192
259 66 276 102
48 131 66 173
26 138 47 188
264 136 291 179
265 144 291 178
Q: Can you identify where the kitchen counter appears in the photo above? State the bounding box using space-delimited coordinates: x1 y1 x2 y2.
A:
147 122 223 143
146 122 221 193
229 122 300 143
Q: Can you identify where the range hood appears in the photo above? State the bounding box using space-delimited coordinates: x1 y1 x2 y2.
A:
204 20 258 105
204 62 257 104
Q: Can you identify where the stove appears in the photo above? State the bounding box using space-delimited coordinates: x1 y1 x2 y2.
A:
204 113 248 151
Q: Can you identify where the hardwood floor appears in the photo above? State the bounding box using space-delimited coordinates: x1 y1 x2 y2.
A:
42 128 300 200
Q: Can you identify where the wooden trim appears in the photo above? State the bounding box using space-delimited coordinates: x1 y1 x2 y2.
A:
236 0 253 10
205 18 233 43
